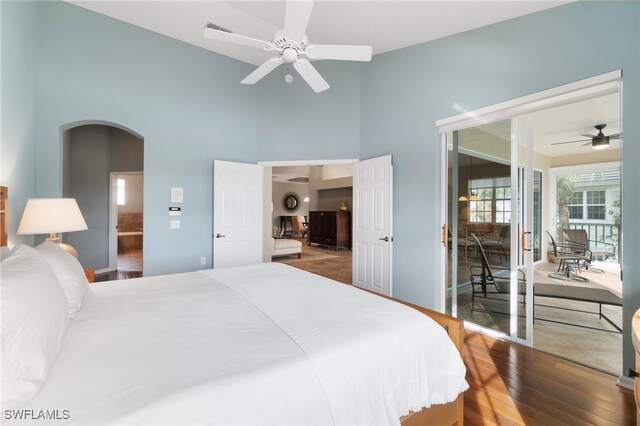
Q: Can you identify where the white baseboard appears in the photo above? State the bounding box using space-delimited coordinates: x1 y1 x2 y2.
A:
96 268 111 275
617 374 635 390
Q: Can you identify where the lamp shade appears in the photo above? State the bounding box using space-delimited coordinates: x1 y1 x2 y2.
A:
17 198 88 235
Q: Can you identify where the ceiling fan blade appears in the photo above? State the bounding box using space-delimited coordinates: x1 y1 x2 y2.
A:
241 57 283 84
293 59 329 93
551 139 590 146
581 141 593 147
307 44 373 62
284 0 313 42
580 133 597 139
608 133 622 139
203 27 270 49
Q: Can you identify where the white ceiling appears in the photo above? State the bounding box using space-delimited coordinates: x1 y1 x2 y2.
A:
474 93 621 157
531 92 621 156
67 1 570 66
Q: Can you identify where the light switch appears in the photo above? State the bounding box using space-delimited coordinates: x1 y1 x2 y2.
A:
170 220 180 229
171 187 183 203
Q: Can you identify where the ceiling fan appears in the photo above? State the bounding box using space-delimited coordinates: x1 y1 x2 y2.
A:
202 0 372 93
551 124 622 150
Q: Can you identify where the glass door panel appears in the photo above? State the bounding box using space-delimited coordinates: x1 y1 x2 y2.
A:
514 115 534 344
533 170 543 262
446 119 517 336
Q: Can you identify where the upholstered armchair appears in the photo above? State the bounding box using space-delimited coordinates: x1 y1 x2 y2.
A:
292 215 308 238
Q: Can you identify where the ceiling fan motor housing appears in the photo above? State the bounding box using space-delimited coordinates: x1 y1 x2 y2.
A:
203 0 372 93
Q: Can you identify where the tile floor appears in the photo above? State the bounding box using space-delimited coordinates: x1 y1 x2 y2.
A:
453 254 622 374
272 238 352 284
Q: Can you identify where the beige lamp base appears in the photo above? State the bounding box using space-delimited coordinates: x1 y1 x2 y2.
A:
57 243 79 259
47 234 79 258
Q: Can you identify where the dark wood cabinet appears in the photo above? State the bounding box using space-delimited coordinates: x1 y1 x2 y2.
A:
309 211 351 250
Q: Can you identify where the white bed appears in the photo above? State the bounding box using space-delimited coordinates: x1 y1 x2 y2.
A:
5 259 467 425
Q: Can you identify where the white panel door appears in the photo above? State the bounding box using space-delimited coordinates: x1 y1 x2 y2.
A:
213 160 263 268
352 155 393 296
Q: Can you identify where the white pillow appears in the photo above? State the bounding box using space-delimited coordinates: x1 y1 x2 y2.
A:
35 241 89 319
1 244 70 409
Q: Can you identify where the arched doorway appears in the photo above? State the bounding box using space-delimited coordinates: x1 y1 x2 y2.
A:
62 121 144 279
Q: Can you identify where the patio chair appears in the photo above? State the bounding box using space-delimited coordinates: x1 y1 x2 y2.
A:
448 226 476 259
481 226 509 262
562 228 616 273
469 234 525 312
546 231 590 283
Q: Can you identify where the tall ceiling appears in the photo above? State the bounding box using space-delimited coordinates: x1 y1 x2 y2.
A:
67 1 570 65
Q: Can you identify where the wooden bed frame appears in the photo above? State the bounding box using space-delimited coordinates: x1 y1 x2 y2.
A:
0 186 7 247
0 186 463 424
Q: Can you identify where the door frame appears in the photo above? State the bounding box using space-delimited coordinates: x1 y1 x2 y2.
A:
436 70 622 343
108 171 143 273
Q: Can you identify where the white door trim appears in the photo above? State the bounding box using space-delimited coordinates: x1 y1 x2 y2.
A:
436 70 621 133
258 159 358 167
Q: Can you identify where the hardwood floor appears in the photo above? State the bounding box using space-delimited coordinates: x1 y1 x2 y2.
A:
95 250 143 282
273 238 352 284
464 330 636 425
94 270 142 282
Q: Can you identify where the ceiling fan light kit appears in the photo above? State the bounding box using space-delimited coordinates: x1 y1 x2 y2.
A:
591 137 610 149
551 123 621 150
203 0 372 93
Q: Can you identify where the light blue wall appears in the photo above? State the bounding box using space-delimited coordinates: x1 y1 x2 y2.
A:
0 1 39 246
360 1 639 371
33 1 258 275
256 61 360 161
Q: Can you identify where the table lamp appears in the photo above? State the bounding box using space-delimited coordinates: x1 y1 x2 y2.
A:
17 198 88 258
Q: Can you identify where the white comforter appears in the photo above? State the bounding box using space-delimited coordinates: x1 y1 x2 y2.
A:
19 263 467 425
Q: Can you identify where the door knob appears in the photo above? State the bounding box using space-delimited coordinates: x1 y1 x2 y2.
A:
215 233 226 238
379 236 390 242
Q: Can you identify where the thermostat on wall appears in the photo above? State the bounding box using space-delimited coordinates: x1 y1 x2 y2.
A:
169 207 182 216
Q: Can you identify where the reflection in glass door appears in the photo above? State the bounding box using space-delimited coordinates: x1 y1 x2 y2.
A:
445 117 534 344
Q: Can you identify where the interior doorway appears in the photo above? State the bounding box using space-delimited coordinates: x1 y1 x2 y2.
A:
270 163 354 285
110 172 144 277
62 122 143 278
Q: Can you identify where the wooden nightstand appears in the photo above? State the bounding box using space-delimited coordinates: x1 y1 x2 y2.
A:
84 267 95 283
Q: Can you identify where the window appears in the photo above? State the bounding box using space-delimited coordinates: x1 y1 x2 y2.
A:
494 186 511 223
586 190 606 220
469 188 493 223
468 179 511 224
117 178 125 206
568 192 583 220
568 190 607 221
